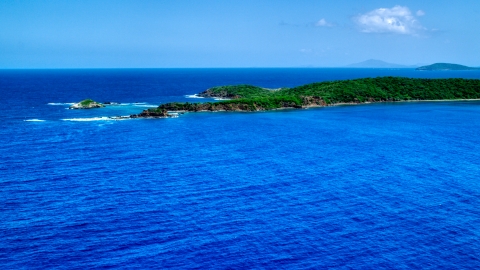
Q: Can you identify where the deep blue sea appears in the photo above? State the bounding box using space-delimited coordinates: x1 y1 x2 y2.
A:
2 68 480 269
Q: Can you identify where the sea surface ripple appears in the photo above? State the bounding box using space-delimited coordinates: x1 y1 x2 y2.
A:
1 69 480 269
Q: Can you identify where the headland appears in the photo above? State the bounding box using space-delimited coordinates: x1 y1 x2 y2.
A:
131 77 480 117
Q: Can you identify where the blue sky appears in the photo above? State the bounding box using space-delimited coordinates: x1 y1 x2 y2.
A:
1 0 479 68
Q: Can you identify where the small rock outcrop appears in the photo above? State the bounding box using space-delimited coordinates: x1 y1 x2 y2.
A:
130 109 171 118
70 99 105 109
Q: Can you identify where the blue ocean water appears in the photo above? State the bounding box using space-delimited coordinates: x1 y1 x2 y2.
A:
1 68 480 269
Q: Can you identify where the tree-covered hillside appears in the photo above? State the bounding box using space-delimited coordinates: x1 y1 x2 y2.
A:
197 85 274 99
283 77 480 103
145 77 480 113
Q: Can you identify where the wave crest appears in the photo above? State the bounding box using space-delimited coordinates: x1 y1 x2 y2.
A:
185 94 204 99
24 119 46 122
48 103 75 106
61 117 130 122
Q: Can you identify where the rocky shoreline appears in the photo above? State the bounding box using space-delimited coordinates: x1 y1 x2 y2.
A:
133 97 480 117
121 97 480 120
155 96 324 112
129 109 178 118
145 96 382 113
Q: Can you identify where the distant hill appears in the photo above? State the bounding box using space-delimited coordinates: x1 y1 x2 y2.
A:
416 63 479 71
346 59 418 68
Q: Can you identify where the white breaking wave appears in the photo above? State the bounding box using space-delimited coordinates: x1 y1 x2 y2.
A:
48 103 75 106
24 119 46 122
185 94 204 99
61 117 130 122
118 103 146 106
214 98 231 101
134 104 157 108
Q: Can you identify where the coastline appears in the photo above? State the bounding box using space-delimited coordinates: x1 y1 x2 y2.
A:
156 98 480 115
133 77 480 117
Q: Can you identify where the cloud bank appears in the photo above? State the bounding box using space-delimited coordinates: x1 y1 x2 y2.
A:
354 6 425 35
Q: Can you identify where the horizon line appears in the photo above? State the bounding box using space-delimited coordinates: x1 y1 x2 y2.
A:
0 66 424 70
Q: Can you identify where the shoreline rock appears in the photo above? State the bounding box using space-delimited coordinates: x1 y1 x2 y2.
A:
129 108 178 119
70 99 105 109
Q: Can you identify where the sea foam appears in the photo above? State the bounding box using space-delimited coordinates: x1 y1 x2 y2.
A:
134 104 158 108
185 94 204 99
61 117 130 122
24 119 46 122
48 103 75 106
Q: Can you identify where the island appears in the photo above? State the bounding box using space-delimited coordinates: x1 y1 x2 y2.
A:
132 77 480 116
70 99 105 109
346 59 418 69
416 63 479 71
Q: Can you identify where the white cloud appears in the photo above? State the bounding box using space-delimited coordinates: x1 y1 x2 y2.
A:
315 18 333 27
416 10 425 16
354 6 424 35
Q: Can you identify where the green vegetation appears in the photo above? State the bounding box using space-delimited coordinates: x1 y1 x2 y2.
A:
198 85 275 99
283 77 480 102
416 63 479 71
70 99 105 109
79 99 96 106
147 77 480 113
